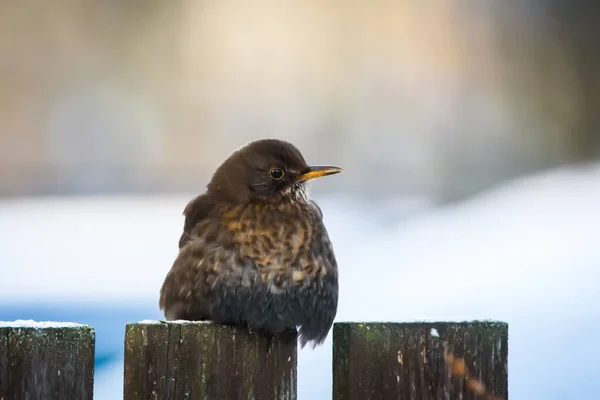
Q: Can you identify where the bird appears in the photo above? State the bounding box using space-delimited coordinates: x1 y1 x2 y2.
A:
158 138 342 348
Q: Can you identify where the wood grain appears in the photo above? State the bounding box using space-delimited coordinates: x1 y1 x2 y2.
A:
124 321 298 400
333 321 508 400
0 325 95 400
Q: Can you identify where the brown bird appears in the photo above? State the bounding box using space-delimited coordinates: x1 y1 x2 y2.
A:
159 138 342 347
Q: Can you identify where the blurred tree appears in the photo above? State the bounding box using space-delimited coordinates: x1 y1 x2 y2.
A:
544 0 600 160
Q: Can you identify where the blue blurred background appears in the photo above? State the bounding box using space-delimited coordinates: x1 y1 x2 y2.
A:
1 1 599 399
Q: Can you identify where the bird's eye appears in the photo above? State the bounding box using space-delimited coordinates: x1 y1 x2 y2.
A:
270 168 284 180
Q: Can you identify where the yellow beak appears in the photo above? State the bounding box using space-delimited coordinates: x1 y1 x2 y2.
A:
297 166 343 182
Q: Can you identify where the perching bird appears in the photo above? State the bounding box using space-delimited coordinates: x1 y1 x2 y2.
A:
159 139 342 347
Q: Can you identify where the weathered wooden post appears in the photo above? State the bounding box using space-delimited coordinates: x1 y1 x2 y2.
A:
333 321 508 400
0 320 95 400
124 320 297 400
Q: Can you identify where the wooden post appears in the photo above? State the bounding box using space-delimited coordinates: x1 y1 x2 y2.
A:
333 321 508 400
124 321 297 400
0 320 95 400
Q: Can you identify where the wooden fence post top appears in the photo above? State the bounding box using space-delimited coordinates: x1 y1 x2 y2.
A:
0 319 95 400
333 319 508 327
124 320 298 400
333 320 508 335
333 320 508 400
127 319 217 327
125 319 297 349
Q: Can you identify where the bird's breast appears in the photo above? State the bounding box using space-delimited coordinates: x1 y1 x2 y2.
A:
222 203 335 293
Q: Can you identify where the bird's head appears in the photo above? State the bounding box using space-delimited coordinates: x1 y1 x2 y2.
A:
206 139 343 204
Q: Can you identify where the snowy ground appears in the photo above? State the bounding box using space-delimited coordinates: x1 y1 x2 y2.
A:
1 162 599 400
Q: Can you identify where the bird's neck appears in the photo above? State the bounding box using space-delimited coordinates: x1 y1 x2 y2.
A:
279 182 310 205
218 190 313 222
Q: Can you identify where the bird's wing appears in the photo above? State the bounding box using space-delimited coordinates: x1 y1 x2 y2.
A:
159 243 212 321
178 194 216 248
161 195 220 321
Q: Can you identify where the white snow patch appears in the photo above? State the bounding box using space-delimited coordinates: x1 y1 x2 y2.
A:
170 320 215 325
135 320 214 325
0 320 84 328
430 328 439 337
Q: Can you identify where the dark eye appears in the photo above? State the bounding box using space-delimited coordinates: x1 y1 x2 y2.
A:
270 168 284 180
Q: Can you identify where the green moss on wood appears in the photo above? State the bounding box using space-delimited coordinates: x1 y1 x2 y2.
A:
0 325 95 400
124 321 297 400
333 321 508 400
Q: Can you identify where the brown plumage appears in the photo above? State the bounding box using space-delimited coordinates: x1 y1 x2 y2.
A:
159 139 342 347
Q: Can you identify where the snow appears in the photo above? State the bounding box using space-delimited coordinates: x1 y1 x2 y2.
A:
136 320 163 325
136 320 215 325
0 195 184 301
0 320 83 328
168 320 215 325
1 162 600 399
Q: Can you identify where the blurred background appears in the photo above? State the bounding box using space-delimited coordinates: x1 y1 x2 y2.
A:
1 1 599 399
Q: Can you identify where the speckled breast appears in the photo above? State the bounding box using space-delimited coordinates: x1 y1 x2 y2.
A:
222 200 335 292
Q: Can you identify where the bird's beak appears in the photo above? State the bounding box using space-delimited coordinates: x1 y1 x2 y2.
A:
297 166 343 182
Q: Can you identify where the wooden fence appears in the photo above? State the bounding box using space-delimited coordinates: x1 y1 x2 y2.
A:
0 320 508 400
